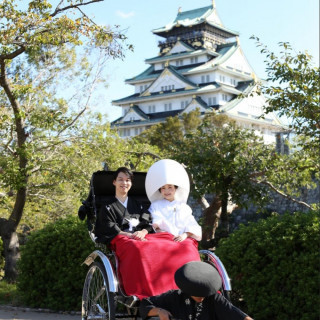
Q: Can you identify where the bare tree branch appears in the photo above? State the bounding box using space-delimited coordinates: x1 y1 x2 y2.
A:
251 178 311 209
125 151 161 160
51 0 103 17
0 46 25 60
57 51 106 136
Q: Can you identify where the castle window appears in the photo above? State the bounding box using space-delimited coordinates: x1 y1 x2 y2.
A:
201 75 210 83
190 57 198 64
148 105 156 113
230 78 236 86
164 103 172 111
222 94 228 101
176 59 183 66
219 75 225 83
140 85 143 92
208 97 216 106
123 128 131 137
181 100 189 109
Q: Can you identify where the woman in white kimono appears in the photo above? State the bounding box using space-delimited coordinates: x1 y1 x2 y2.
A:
146 159 202 242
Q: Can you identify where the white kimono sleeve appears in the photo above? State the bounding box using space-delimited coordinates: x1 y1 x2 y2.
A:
180 204 202 241
149 202 164 228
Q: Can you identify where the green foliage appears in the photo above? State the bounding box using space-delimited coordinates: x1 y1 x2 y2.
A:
0 0 130 59
136 115 183 153
0 238 3 278
215 210 320 320
136 109 201 155
0 0 133 280
0 112 160 232
252 38 320 150
173 112 272 208
0 280 21 305
17 216 95 311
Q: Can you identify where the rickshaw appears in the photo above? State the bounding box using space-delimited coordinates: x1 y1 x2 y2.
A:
79 170 231 320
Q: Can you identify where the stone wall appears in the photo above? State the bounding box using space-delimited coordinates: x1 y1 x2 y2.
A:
187 181 320 231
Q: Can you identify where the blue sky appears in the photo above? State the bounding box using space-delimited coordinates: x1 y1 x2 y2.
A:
83 0 319 122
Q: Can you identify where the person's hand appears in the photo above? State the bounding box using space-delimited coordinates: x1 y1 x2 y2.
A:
157 308 172 320
119 231 133 238
132 229 148 241
173 232 188 242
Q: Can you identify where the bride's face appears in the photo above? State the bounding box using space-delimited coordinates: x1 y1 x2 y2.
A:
160 184 176 202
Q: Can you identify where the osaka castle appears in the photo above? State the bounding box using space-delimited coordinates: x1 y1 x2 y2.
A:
111 2 284 142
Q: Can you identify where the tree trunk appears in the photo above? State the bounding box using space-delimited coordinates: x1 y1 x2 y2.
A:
0 55 28 281
0 220 20 282
0 187 27 281
218 192 229 239
200 195 222 249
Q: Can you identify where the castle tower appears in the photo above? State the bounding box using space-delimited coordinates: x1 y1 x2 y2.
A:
111 3 283 142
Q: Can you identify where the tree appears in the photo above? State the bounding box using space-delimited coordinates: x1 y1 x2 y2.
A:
1 111 160 238
172 113 273 247
252 37 320 150
136 109 201 153
170 112 318 248
0 0 131 281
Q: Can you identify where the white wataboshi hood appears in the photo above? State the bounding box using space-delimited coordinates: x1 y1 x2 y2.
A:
145 159 190 203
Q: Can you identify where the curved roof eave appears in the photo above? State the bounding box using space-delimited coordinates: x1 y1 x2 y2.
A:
152 5 238 37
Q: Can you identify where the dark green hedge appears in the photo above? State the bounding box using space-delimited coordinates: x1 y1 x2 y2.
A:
215 210 320 320
0 237 3 276
17 216 95 311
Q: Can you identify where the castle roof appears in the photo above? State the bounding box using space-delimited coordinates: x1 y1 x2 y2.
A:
152 5 238 38
112 80 251 105
144 48 217 64
125 42 239 84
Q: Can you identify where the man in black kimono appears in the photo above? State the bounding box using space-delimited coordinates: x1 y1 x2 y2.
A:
139 261 254 320
94 167 152 244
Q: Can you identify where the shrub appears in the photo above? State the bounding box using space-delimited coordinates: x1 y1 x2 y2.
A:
17 216 95 311
0 237 4 279
215 210 320 320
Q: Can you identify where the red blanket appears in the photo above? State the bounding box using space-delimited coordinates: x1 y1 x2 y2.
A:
110 232 200 299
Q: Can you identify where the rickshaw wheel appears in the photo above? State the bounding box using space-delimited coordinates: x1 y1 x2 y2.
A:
82 261 116 320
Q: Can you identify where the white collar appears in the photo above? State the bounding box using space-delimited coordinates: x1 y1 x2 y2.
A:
116 197 128 208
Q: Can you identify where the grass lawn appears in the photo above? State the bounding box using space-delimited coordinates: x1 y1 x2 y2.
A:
0 280 22 306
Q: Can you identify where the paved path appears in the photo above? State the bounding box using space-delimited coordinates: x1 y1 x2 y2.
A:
0 306 79 320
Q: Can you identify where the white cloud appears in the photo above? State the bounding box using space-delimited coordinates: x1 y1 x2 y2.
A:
116 10 135 19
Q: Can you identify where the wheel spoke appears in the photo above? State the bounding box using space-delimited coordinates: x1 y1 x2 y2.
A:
82 262 115 320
